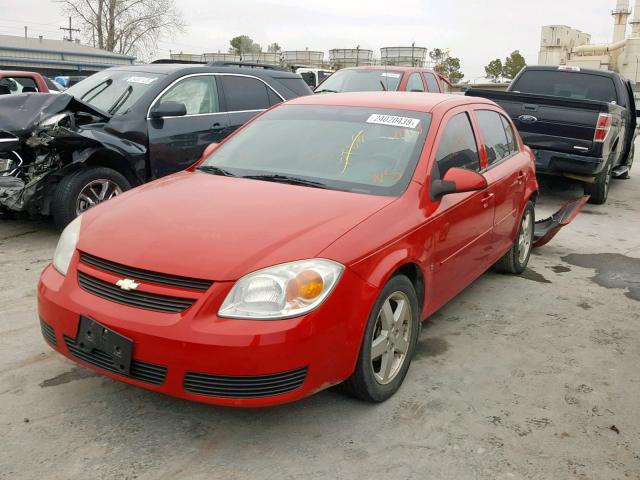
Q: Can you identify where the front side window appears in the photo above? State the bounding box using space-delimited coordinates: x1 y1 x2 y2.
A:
158 75 219 115
476 110 511 165
315 69 402 93
434 113 480 177
0 77 38 94
220 76 274 111
423 73 440 93
201 105 432 196
406 73 424 92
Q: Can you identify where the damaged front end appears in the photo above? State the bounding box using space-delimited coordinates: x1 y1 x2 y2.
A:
0 94 111 215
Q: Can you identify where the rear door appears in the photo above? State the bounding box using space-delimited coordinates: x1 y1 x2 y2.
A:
147 73 230 178
472 108 529 254
218 74 284 135
429 108 495 309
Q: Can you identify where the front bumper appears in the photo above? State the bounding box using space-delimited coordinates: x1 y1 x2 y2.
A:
533 149 605 177
37 260 378 407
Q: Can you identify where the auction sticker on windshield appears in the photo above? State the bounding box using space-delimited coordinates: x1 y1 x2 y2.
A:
366 114 420 129
381 72 401 78
126 76 157 85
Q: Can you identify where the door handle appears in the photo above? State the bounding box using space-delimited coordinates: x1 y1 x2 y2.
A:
481 193 495 208
211 123 224 132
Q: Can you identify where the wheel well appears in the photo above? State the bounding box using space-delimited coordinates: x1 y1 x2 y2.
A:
529 190 539 205
393 263 425 311
84 150 140 186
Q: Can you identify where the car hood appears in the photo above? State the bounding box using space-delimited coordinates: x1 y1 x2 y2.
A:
79 171 396 281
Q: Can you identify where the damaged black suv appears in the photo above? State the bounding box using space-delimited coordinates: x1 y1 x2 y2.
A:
0 63 312 227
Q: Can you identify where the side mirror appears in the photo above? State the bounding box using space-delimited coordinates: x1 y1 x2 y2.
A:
150 101 187 119
431 167 488 199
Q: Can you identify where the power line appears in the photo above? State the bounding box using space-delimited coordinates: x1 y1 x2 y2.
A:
60 16 80 42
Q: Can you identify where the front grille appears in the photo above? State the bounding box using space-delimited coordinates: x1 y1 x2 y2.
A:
78 271 195 313
79 252 213 292
64 336 167 385
40 319 57 347
184 367 308 398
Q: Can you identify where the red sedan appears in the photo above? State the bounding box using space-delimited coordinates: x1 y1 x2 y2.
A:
38 92 538 406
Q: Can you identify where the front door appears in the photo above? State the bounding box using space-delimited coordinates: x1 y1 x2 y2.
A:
429 110 495 310
147 74 230 178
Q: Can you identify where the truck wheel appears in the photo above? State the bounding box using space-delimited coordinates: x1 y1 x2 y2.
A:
342 275 420 402
51 167 131 229
585 159 612 205
494 201 535 274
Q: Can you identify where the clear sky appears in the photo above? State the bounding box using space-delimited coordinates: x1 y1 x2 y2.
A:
0 0 623 79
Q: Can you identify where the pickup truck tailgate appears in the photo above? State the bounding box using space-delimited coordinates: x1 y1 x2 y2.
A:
465 90 621 156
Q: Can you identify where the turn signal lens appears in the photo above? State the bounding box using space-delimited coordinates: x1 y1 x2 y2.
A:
287 270 324 301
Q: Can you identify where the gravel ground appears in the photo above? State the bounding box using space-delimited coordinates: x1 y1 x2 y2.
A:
1 162 639 479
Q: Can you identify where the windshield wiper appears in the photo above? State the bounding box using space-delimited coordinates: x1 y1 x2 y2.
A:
108 85 133 114
196 165 237 177
81 79 113 102
315 88 339 93
241 174 329 189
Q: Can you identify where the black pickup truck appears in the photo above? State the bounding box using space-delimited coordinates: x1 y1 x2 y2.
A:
466 65 637 204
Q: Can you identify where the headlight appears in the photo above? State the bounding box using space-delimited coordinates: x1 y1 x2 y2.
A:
52 215 82 275
39 112 69 128
219 259 344 319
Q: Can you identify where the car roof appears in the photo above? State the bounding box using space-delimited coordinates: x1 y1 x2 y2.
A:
108 64 302 79
286 91 495 113
339 66 438 74
0 70 43 77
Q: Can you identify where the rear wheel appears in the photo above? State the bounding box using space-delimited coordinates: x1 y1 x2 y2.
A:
342 275 419 402
51 167 130 229
585 158 612 205
494 201 535 275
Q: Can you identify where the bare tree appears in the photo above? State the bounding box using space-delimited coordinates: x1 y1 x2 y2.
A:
57 0 185 60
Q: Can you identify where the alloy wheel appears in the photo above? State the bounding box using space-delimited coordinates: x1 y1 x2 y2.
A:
370 291 413 385
517 209 533 264
76 179 122 215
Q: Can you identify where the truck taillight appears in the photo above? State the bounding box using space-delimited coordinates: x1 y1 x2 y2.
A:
594 113 612 143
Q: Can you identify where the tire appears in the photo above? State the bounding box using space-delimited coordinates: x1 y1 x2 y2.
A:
342 274 420 402
51 167 131 229
585 158 612 205
620 144 634 179
493 201 535 275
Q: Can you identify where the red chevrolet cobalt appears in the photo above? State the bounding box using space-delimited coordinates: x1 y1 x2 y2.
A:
38 92 538 406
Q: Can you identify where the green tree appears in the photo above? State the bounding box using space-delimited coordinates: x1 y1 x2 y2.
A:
229 35 262 56
267 42 282 53
484 58 503 82
503 50 526 79
429 48 464 84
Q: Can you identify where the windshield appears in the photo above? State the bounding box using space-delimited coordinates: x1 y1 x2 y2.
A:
201 105 431 196
512 70 618 103
316 69 402 93
66 70 163 114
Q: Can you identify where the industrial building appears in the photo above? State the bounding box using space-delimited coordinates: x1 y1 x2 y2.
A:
380 46 428 66
0 34 135 76
538 0 640 86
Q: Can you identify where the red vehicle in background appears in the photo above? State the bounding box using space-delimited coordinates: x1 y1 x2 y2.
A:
315 66 449 94
39 92 539 407
0 71 56 94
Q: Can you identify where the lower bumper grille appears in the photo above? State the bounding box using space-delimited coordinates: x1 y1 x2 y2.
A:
64 336 167 385
78 271 195 313
40 319 57 347
184 367 308 398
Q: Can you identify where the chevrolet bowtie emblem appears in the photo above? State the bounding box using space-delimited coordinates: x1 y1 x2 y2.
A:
116 278 140 291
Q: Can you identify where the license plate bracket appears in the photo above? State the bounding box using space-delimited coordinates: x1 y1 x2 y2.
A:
76 316 133 375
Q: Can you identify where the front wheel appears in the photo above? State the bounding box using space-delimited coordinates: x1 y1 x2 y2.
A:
342 275 420 402
51 167 131 229
494 201 535 274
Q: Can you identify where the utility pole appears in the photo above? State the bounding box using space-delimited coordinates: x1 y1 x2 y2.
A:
24 26 28 39
60 16 80 42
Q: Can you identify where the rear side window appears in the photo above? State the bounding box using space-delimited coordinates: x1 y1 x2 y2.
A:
512 70 617 103
423 73 440 93
406 73 424 92
221 76 273 111
476 110 511 165
273 77 312 96
0 76 38 94
435 113 480 176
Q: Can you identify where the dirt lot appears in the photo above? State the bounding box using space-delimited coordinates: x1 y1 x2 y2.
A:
1 166 639 479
